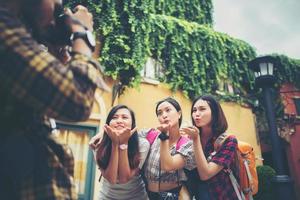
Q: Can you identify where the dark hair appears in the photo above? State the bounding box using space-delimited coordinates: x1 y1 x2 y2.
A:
191 95 228 137
155 97 182 126
20 0 44 37
97 105 139 170
19 0 66 44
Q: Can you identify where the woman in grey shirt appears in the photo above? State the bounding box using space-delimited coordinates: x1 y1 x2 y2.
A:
89 105 149 200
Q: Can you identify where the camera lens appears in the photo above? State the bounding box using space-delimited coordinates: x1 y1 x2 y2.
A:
54 4 64 18
43 4 72 46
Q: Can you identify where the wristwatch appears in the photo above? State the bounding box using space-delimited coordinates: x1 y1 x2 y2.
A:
158 132 169 141
70 30 96 51
119 144 128 150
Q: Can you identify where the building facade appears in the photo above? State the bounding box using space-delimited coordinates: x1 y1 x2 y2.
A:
54 78 262 200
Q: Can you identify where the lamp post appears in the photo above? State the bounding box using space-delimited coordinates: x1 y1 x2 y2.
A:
248 56 295 200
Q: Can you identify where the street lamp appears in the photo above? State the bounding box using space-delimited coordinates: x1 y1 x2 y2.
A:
248 56 295 200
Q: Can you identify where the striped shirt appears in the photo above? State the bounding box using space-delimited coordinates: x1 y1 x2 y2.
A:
140 129 196 184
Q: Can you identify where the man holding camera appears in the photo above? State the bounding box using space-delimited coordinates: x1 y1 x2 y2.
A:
0 0 109 199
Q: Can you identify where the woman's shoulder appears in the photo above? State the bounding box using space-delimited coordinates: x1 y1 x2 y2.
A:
177 136 193 148
213 133 238 153
223 134 238 146
138 128 152 137
138 136 150 150
215 133 238 146
223 133 237 140
176 136 194 154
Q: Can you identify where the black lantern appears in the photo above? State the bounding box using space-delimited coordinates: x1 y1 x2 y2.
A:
249 55 276 87
248 56 295 200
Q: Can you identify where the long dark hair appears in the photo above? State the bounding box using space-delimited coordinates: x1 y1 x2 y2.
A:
155 97 182 126
97 105 139 170
191 95 228 138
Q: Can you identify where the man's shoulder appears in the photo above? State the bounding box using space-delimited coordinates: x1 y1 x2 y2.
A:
0 7 20 25
0 7 26 43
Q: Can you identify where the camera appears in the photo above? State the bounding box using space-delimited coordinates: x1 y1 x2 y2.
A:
41 5 73 46
53 14 73 45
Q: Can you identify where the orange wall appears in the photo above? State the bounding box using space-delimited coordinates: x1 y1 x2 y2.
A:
119 82 262 165
90 81 263 199
118 83 192 129
222 102 262 165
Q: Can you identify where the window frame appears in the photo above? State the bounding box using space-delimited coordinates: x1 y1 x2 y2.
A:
141 57 163 81
293 98 300 116
55 122 98 200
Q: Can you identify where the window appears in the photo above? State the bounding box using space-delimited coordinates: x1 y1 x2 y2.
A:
294 98 300 116
141 57 163 80
55 122 98 200
217 80 234 95
216 80 242 96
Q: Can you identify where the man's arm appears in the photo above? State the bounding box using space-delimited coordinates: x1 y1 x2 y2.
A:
0 8 108 122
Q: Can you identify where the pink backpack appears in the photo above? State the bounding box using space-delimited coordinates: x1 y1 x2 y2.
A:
146 128 189 150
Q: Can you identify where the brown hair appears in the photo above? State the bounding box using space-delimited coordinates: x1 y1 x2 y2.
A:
156 97 182 126
191 95 228 137
97 105 139 170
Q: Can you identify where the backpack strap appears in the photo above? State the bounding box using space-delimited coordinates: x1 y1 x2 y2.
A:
228 170 246 200
207 133 229 162
146 128 159 145
243 159 254 200
212 134 248 200
146 129 190 149
176 136 189 150
213 133 229 151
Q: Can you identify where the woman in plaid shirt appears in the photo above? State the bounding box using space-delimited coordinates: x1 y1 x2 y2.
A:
181 95 239 200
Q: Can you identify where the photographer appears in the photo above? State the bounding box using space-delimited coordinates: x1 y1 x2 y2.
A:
0 0 109 199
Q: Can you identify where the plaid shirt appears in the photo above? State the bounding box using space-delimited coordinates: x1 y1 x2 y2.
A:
206 135 239 200
140 129 196 184
0 7 105 200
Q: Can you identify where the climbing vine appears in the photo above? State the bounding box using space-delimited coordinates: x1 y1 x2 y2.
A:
65 0 152 87
147 14 256 101
61 0 300 147
271 54 300 89
148 0 213 25
64 0 300 106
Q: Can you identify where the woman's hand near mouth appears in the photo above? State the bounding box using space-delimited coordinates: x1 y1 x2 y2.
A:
118 127 137 145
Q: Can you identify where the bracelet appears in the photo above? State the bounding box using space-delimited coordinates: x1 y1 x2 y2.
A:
158 132 169 141
119 144 128 150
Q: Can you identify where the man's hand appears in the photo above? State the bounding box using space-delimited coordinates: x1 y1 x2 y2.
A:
89 133 102 150
65 5 94 32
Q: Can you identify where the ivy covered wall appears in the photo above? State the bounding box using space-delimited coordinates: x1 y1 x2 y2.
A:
148 0 213 25
272 54 300 89
64 0 299 103
148 14 256 99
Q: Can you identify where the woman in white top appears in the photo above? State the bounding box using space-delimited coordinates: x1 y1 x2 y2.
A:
89 105 149 200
